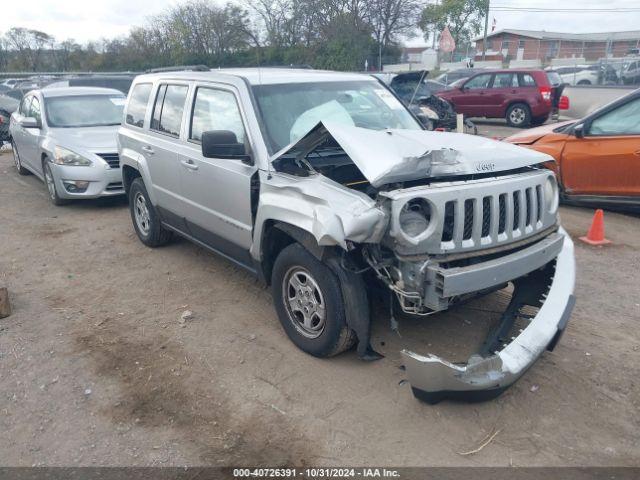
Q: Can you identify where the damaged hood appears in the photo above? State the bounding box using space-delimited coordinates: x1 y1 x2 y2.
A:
271 121 555 188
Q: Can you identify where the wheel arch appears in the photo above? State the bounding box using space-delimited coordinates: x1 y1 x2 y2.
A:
258 221 329 286
122 164 142 195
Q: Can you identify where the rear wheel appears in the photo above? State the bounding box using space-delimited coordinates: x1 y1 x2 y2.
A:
272 243 356 357
128 177 172 247
11 140 30 175
506 103 531 128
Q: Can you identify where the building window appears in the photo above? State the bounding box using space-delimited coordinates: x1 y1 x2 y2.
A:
518 39 526 49
486 40 493 50
501 40 510 51
547 40 559 58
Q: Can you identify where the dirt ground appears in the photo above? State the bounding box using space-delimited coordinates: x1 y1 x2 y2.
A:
0 140 639 467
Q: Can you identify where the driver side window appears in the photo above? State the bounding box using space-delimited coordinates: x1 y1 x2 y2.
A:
589 97 640 136
464 74 492 90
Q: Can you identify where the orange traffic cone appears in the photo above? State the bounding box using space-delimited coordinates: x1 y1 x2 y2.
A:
579 209 611 246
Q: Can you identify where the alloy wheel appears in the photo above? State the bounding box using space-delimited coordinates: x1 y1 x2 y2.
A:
282 266 326 339
133 191 151 236
12 143 21 170
509 107 526 125
44 164 57 200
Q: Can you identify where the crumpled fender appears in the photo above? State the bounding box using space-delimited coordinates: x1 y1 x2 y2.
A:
250 170 388 260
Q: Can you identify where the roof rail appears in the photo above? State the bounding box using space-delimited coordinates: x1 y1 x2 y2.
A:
146 65 210 73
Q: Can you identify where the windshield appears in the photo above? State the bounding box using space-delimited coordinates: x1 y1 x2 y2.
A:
45 94 125 128
252 81 422 153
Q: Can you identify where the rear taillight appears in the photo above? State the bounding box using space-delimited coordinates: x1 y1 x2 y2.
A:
559 95 570 110
539 86 552 104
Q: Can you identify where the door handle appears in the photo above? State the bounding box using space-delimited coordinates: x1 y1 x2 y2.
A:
141 145 154 155
180 159 199 171
635 149 640 156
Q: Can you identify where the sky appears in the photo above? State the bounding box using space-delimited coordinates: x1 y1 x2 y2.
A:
2 0 640 45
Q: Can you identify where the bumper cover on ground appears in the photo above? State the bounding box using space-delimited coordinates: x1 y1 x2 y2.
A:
401 228 576 403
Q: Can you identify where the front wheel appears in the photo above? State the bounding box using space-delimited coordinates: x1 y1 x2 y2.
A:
128 177 172 247
506 103 531 128
43 160 70 206
271 243 356 357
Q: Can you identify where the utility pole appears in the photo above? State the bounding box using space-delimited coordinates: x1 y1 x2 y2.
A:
482 0 490 60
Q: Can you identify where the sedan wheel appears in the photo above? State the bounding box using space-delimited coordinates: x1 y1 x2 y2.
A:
43 161 69 206
44 165 57 200
11 141 30 175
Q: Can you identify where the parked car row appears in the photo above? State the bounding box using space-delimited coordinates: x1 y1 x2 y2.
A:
7 68 577 404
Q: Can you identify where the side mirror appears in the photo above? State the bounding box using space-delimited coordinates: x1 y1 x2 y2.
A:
201 130 251 163
19 116 40 129
574 123 585 138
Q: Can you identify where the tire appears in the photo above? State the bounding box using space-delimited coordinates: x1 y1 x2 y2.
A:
272 243 356 358
531 115 549 127
506 103 531 128
128 177 172 247
43 159 70 206
11 140 30 175
577 80 591 85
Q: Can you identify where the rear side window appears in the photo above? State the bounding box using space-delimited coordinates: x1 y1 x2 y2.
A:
125 83 152 127
492 73 518 88
546 71 562 86
465 74 492 89
151 84 189 137
190 88 247 143
519 74 537 87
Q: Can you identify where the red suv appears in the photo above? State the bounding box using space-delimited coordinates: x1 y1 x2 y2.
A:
437 69 559 128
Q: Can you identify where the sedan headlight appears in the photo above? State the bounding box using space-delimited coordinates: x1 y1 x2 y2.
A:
53 146 92 166
544 175 559 214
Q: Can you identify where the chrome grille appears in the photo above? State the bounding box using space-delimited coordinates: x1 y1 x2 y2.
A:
439 180 549 251
97 153 120 169
384 169 558 257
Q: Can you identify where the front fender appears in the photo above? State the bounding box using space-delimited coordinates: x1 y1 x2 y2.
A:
251 170 388 261
119 146 156 205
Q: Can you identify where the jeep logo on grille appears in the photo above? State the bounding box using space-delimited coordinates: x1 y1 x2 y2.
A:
475 162 496 172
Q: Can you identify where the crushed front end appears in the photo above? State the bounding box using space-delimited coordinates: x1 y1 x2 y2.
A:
269 122 576 402
365 168 575 402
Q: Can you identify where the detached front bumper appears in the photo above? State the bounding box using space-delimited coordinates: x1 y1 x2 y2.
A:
402 228 576 403
51 163 124 199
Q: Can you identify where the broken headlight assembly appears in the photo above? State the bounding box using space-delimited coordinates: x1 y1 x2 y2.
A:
399 198 432 238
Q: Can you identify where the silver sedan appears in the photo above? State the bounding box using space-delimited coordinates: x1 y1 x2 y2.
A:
9 87 125 205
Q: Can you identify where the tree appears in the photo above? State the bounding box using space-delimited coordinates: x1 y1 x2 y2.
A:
419 0 488 51
366 0 421 69
4 27 55 70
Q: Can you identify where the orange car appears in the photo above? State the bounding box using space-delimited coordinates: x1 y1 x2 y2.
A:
505 89 640 208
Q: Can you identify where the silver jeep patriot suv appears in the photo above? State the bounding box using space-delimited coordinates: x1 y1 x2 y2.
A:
118 69 575 403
